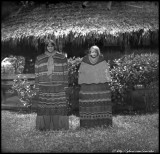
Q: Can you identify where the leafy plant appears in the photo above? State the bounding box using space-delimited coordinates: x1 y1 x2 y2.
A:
109 53 159 105
1 55 25 75
11 74 37 112
68 57 82 87
66 57 82 115
9 55 25 74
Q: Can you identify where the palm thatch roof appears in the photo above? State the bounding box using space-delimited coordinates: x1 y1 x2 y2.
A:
1 1 159 49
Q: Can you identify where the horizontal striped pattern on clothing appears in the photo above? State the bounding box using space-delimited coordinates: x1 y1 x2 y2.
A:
80 105 112 113
38 71 68 76
35 52 68 84
37 88 67 116
37 71 68 76
79 101 112 108
39 91 65 97
80 119 112 128
80 113 112 119
38 64 68 73
38 56 67 65
39 97 66 104
38 81 68 85
79 98 111 103
38 74 68 83
38 84 65 93
35 52 69 130
38 90 66 106
38 102 67 108
79 82 112 127
37 106 67 116
38 62 68 68
79 83 111 105
37 53 67 64
79 91 110 95
39 95 66 101
80 83 110 92
79 92 111 99
37 54 48 61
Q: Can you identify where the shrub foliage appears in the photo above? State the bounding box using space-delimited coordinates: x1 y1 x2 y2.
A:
68 57 82 87
67 53 159 112
11 53 159 114
110 53 159 104
12 74 37 109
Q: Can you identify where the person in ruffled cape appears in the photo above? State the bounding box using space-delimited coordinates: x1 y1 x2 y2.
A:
35 39 69 130
78 45 112 128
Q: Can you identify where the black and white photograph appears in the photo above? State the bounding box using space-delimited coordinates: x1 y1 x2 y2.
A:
1 1 159 153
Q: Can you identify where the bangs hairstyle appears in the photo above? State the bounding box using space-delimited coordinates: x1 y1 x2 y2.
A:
45 41 57 51
89 45 101 55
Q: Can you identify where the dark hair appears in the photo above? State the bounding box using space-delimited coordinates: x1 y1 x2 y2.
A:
45 42 57 51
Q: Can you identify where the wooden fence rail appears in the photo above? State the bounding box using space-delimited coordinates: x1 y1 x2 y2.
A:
1 74 158 114
1 74 35 89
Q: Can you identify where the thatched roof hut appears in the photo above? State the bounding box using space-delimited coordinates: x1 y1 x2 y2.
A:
1 1 159 58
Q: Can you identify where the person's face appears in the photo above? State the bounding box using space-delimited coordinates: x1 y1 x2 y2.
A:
90 49 98 58
47 43 55 53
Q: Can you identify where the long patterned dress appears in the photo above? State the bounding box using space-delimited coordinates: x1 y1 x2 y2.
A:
35 51 69 130
78 55 112 128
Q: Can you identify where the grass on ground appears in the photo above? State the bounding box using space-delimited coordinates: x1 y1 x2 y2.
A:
2 111 159 153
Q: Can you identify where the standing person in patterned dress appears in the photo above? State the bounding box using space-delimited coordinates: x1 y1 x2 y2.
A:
78 45 112 128
35 39 69 130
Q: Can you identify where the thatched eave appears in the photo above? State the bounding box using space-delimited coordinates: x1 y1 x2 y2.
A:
1 1 159 47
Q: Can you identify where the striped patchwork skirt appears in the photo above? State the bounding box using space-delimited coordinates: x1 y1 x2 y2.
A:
36 84 69 130
79 82 112 128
